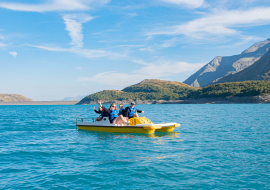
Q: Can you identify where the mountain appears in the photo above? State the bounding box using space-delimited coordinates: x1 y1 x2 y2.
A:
61 95 85 101
214 48 270 83
0 94 32 102
78 79 197 104
183 38 270 87
186 81 270 98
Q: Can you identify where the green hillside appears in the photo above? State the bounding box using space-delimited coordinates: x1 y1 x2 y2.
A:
78 80 270 104
78 79 197 104
187 80 270 98
0 94 33 102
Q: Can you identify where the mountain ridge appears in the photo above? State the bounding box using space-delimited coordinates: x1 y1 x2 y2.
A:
183 38 270 87
215 48 270 83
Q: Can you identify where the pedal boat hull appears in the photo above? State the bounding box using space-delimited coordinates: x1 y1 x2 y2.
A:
76 116 180 134
155 123 181 132
77 124 160 134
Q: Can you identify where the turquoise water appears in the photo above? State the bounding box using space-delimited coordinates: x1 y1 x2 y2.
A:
0 104 269 189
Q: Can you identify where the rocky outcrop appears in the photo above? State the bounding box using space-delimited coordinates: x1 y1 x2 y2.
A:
184 38 270 87
0 94 32 102
215 48 270 83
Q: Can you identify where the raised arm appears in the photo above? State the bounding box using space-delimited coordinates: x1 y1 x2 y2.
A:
98 100 102 107
101 106 111 115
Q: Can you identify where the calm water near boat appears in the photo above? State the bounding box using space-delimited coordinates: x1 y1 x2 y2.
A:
0 104 269 189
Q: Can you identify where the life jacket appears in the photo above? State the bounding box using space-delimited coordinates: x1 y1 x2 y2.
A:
128 106 137 118
110 109 119 121
119 109 125 115
100 111 109 118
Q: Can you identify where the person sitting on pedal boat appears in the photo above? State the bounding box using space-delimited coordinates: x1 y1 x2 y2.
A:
98 101 127 124
125 102 144 119
119 104 128 121
93 106 109 121
119 104 125 116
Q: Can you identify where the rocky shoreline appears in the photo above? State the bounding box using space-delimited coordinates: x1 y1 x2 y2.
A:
78 94 270 104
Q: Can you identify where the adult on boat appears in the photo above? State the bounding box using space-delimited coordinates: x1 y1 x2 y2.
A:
125 102 144 119
98 100 127 124
93 106 109 121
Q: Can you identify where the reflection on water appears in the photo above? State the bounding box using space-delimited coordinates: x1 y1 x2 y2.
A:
77 129 181 139
76 130 183 163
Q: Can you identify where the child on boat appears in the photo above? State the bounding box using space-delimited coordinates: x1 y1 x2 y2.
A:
119 104 125 116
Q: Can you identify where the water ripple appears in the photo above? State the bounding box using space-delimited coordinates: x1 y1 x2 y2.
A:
0 104 270 189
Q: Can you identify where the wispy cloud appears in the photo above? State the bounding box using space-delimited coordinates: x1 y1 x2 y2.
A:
0 41 7 47
219 35 263 48
0 0 110 12
127 13 138 17
147 7 270 38
160 0 204 8
62 14 94 48
27 10 124 59
79 60 205 87
140 46 154 52
0 34 6 47
160 38 179 48
9 51 17 57
28 44 125 59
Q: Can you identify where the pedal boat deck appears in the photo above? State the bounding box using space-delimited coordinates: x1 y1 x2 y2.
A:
76 116 180 134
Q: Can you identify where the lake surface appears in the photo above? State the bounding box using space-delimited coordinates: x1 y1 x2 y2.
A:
0 104 269 189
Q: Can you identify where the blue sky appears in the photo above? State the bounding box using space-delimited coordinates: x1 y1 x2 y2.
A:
0 0 270 100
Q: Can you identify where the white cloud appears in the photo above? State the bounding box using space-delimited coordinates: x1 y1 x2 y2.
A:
160 0 204 8
128 13 138 17
0 43 7 47
62 14 94 48
79 60 205 87
220 36 263 48
63 13 94 24
28 44 124 59
137 61 205 76
161 38 179 48
148 7 270 38
0 0 110 12
140 46 154 52
9 51 17 57
79 72 143 87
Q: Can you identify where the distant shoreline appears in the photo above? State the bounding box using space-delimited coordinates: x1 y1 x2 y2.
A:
1 94 269 105
78 94 270 105
0 101 79 105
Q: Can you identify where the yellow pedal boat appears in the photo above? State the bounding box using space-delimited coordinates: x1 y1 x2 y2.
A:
76 116 180 134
